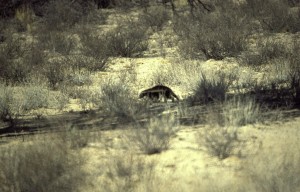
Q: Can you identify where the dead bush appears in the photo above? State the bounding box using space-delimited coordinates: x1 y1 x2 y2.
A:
222 96 261 127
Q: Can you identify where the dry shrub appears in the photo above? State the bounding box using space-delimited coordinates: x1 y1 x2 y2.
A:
199 97 261 159
0 135 86 192
242 0 300 33
174 10 248 60
103 153 155 192
79 29 109 70
106 19 149 57
139 6 170 31
99 77 147 121
222 96 261 127
130 113 179 155
189 71 236 105
201 126 239 159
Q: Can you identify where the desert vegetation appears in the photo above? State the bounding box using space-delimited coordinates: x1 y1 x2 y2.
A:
1 0 300 191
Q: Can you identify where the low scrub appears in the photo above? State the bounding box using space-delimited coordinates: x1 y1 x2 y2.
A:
99 79 147 121
104 152 155 192
139 6 170 31
79 29 109 70
189 72 235 104
106 19 149 57
200 126 239 159
174 10 248 60
242 0 300 33
42 0 93 31
222 96 261 127
0 135 85 192
0 84 19 125
199 97 260 159
0 83 66 124
37 31 76 55
130 114 179 155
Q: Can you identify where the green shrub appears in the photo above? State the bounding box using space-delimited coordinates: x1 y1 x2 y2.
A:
21 84 50 111
0 36 30 83
0 136 85 192
241 38 289 66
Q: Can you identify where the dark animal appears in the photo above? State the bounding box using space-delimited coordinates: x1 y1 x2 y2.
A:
139 85 179 102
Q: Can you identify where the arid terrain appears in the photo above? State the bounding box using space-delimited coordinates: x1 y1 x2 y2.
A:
1 0 300 192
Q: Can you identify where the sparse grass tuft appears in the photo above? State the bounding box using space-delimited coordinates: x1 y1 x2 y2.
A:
201 126 239 160
199 97 260 159
189 72 235 105
130 114 178 155
104 152 155 192
99 78 147 121
222 96 261 127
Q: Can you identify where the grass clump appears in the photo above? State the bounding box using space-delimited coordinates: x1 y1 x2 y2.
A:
199 97 260 159
222 96 261 127
0 135 85 192
104 153 155 192
201 126 239 160
189 72 235 104
131 114 178 155
99 79 147 121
